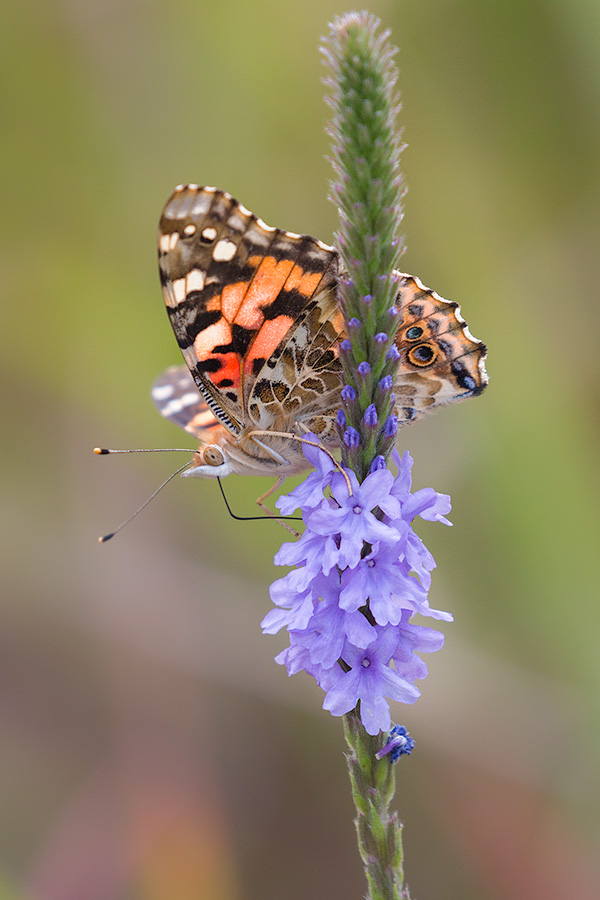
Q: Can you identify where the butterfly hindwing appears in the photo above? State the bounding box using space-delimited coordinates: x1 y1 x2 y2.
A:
151 365 225 442
393 273 488 422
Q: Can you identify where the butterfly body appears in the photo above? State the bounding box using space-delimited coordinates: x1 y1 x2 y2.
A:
154 184 487 479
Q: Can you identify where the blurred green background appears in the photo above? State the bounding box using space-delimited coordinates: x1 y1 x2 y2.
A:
2 1 600 898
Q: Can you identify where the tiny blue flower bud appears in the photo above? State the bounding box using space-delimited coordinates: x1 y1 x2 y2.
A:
344 427 360 448
340 339 352 353
369 454 386 473
374 332 388 343
379 375 393 391
336 408 347 428
363 294 372 304
384 415 398 437
357 361 371 376
341 384 357 402
388 306 399 318
375 725 415 763
363 404 378 427
348 317 361 329
387 345 400 361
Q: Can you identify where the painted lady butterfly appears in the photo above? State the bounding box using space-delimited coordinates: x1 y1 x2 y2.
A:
153 184 487 483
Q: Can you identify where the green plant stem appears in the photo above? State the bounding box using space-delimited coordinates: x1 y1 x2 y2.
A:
322 12 413 898
343 710 411 900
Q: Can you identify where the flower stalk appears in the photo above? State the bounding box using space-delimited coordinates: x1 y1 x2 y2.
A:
343 710 410 900
264 13 454 900
322 13 412 898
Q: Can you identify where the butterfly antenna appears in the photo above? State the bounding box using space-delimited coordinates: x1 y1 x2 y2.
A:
94 447 194 455
97 458 193 543
216 478 301 526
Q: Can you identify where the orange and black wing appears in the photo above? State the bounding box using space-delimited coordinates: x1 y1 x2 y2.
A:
158 184 340 437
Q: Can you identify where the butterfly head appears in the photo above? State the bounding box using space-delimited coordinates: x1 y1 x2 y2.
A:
182 441 236 479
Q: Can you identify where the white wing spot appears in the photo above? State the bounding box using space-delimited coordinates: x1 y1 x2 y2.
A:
186 268 206 292
190 192 213 218
316 239 334 252
159 234 172 252
168 232 179 250
162 392 200 417
184 223 197 236
152 383 174 400
201 226 217 241
284 230 301 239
462 323 479 342
410 274 428 292
256 217 276 233
172 278 187 303
212 239 237 262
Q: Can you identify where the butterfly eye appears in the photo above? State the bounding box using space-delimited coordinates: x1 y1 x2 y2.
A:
405 325 423 341
408 344 437 367
202 446 224 466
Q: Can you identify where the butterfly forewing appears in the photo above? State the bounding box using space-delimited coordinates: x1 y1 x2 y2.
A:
158 185 342 439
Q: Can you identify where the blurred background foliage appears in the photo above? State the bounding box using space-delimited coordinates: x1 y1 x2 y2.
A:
2 1 600 898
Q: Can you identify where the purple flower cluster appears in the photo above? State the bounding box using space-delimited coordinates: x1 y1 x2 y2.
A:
262 436 453 735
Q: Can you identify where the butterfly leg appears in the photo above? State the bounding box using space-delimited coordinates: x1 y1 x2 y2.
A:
256 476 299 537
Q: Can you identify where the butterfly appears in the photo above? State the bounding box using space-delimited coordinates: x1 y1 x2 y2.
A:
153 184 487 489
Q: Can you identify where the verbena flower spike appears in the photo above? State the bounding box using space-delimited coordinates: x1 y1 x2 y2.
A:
261 12 464 897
